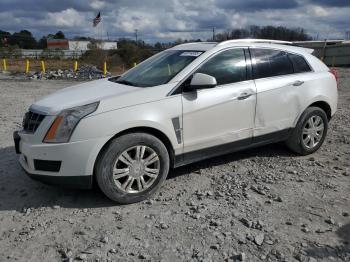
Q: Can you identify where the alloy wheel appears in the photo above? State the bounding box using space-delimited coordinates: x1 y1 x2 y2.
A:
112 145 160 193
302 115 324 149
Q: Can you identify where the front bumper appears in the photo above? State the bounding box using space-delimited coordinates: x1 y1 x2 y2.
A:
14 131 110 189
22 167 92 189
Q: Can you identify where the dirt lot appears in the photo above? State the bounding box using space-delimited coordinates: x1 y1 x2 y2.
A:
0 69 349 262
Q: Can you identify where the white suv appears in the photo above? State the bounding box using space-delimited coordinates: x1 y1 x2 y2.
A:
14 39 338 203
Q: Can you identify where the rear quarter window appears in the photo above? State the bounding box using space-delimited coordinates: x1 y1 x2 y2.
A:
251 49 294 79
288 53 312 73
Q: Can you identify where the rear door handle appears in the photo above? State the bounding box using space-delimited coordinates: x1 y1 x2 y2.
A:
237 92 252 100
292 80 304 86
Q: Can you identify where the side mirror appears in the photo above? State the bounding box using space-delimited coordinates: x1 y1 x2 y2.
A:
186 73 217 91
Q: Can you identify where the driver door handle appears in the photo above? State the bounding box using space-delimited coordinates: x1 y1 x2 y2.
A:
293 80 304 86
237 92 252 100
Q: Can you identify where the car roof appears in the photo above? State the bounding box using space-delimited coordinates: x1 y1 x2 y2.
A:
171 39 313 55
170 42 217 51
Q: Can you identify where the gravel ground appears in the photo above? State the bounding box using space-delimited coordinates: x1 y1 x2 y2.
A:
0 70 349 262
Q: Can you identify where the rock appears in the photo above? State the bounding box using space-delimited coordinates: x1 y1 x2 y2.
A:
301 227 310 233
237 252 246 261
100 236 109 243
52 205 60 209
160 223 169 229
76 253 87 260
325 217 335 225
206 191 214 196
254 233 265 246
59 248 73 258
240 218 253 228
342 212 349 217
273 249 284 259
145 200 153 205
210 244 220 250
209 219 221 227
109 248 117 254
274 196 283 202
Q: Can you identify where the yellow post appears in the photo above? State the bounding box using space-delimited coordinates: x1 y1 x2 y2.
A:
2 59 7 71
41 60 46 73
133 62 137 67
332 56 336 68
74 60 78 72
103 61 107 77
25 59 30 74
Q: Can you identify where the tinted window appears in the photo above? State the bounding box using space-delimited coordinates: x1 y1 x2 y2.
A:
197 49 247 85
251 49 294 79
288 53 311 73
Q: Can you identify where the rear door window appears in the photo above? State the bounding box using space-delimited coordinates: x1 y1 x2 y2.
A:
251 49 294 79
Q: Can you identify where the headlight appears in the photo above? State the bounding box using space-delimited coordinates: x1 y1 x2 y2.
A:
43 102 99 143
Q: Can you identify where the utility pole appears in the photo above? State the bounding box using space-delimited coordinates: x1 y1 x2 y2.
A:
135 29 138 43
212 27 215 41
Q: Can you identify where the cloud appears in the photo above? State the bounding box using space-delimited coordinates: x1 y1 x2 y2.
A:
217 0 299 11
308 0 350 7
46 8 87 27
0 0 350 42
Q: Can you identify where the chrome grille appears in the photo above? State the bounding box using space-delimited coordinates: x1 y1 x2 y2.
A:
22 111 45 133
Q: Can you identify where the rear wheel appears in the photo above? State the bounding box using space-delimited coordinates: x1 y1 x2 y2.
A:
286 107 328 155
96 133 170 204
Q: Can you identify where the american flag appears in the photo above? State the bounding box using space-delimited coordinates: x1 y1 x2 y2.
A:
93 12 101 27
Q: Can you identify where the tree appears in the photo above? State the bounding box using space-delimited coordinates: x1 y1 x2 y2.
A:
54 31 65 39
213 25 312 42
37 36 47 49
8 30 37 49
0 30 11 47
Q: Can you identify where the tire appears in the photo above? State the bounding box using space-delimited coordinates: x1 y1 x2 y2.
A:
286 106 328 155
96 133 170 204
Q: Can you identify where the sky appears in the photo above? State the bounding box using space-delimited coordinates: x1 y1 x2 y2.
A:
0 0 349 43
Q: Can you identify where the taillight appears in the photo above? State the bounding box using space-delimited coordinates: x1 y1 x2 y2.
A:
329 68 339 88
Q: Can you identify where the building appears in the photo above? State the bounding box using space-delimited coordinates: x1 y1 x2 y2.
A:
47 39 117 51
294 40 350 66
68 40 117 51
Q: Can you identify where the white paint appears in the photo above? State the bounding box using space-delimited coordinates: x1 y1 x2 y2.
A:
17 40 338 183
68 40 118 51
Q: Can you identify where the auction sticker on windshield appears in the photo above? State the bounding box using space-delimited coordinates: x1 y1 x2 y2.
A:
180 51 203 57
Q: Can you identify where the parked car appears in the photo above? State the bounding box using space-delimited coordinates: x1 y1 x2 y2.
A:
14 39 338 203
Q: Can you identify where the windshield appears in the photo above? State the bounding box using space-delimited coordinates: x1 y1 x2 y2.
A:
115 50 203 87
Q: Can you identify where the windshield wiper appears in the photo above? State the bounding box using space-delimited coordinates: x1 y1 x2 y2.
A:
116 79 136 86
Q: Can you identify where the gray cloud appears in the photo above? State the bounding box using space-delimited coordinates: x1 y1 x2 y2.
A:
217 0 299 11
0 0 349 42
308 0 350 7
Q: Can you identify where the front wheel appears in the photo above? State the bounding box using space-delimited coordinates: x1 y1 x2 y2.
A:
286 107 328 155
96 133 170 204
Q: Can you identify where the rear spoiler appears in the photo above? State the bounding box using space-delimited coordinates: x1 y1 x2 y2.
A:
303 48 314 54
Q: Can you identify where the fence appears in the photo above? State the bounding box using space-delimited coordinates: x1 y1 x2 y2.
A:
0 49 86 59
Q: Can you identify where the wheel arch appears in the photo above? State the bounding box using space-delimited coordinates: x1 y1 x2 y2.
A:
92 126 176 185
308 101 332 121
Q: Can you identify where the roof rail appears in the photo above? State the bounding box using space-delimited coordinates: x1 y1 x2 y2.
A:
217 39 293 46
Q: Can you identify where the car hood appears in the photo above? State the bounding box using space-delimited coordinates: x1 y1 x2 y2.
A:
30 78 173 115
